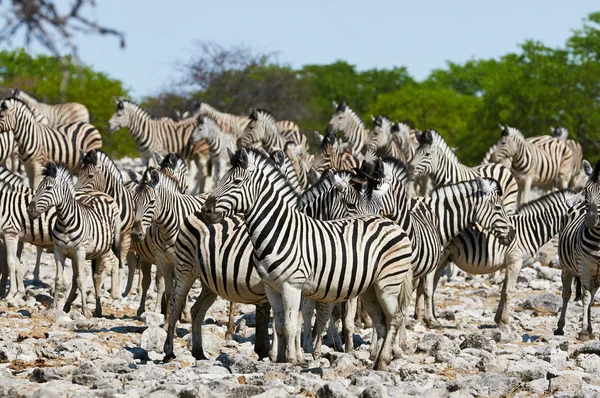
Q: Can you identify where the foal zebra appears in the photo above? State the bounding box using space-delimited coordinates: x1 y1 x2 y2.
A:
490 126 574 204
192 116 237 185
326 102 370 154
12 89 90 125
555 160 600 341
27 163 120 317
409 129 519 215
439 189 577 328
0 98 102 189
201 148 413 370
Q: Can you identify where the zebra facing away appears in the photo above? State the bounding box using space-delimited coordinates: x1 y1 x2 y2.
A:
408 129 519 215
201 148 414 370
491 126 574 204
555 160 600 341
27 162 120 317
326 102 370 154
435 189 578 328
0 98 102 189
12 89 90 125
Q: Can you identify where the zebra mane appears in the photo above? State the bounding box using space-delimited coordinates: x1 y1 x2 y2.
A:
119 100 166 121
372 115 392 128
381 156 409 187
517 189 578 216
231 148 297 195
500 125 523 138
298 170 336 209
418 129 460 163
139 166 182 193
90 150 123 183
337 102 365 129
12 89 39 103
391 122 412 138
3 97 36 117
41 161 70 179
250 108 276 121
197 115 220 129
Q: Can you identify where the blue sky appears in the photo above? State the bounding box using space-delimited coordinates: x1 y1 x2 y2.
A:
26 1 599 99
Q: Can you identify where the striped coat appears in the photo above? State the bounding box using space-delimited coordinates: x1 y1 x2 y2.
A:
13 89 90 125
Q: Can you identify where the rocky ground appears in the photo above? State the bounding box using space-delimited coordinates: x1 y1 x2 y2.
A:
0 239 598 398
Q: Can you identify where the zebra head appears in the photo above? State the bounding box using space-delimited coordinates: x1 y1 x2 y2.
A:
470 178 515 245
367 115 393 153
108 100 129 132
491 126 522 163
27 161 71 219
191 116 211 144
238 109 274 149
311 132 337 174
332 169 383 218
202 148 257 223
131 168 161 242
551 126 569 141
326 101 352 134
0 98 34 132
582 159 600 228
407 130 439 180
75 149 102 190
362 157 408 219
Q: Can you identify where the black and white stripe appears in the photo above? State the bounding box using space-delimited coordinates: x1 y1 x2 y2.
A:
192 116 237 185
13 89 90 125
27 162 120 317
312 132 360 175
201 148 413 370
0 98 102 189
552 126 585 189
409 129 519 215
192 102 251 136
326 102 370 154
238 109 307 155
368 116 405 161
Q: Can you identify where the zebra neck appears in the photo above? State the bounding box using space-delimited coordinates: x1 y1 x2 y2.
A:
342 120 367 154
126 109 161 147
12 114 39 158
429 156 463 186
54 189 80 227
430 190 479 247
512 139 536 172
385 186 412 235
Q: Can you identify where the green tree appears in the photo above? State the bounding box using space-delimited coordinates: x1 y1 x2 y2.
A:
0 49 133 158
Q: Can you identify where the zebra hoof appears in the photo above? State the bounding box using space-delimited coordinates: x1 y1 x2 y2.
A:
163 353 176 363
192 351 208 361
578 331 591 341
554 329 565 336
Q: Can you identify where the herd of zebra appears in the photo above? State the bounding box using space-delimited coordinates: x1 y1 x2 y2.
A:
0 90 599 372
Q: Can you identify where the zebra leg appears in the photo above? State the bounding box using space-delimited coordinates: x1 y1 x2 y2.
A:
495 260 522 328
225 301 236 340
189 288 217 360
300 298 315 353
254 302 271 360
4 236 21 299
554 269 573 336
585 282 599 340
136 261 153 317
521 177 533 205
265 285 286 363
33 246 43 286
92 256 109 318
579 284 593 341
414 278 425 323
312 302 333 358
154 266 166 314
343 298 357 353
53 250 68 309
359 287 388 362
74 250 91 318
0 241 7 298
163 267 199 362
123 252 138 297
280 283 302 364
424 271 442 329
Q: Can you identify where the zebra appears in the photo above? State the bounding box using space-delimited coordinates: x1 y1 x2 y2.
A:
0 98 102 189
368 116 405 161
359 157 515 328
192 102 251 136
0 181 57 299
75 149 136 298
201 148 414 370
131 167 208 324
326 102 370 154
0 131 19 173
312 131 361 175
555 160 600 341
552 126 585 190
435 189 578 328
490 125 574 204
191 116 237 185
0 163 25 188
408 129 519 215
238 109 308 155
27 162 120 317
107 100 210 192
12 89 90 125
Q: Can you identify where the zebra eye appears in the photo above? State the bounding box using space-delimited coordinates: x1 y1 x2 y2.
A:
45 186 52 191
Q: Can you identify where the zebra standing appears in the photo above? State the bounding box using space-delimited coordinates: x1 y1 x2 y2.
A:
490 125 574 204
0 98 102 189
0 131 19 173
191 116 237 185
76 149 136 298
27 162 120 317
0 181 57 299
192 102 251 136
201 148 414 370
555 160 600 341
435 189 578 328
326 102 370 154
107 100 210 192
238 109 308 155
408 129 519 215
12 89 90 125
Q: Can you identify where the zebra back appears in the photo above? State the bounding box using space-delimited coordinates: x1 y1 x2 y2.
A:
326 102 369 154
13 89 89 125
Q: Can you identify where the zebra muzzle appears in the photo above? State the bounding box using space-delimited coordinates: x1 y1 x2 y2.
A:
27 201 40 219
201 197 223 224
131 221 145 242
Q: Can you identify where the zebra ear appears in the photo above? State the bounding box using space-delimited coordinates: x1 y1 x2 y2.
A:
165 153 178 169
583 160 593 179
271 150 285 167
182 111 190 119
149 169 160 187
309 168 321 184
0 101 8 111
227 148 236 163
238 148 249 170
116 100 124 110
475 177 495 195
500 125 509 136
391 123 400 133
196 115 204 124
314 131 323 145
175 110 181 120
332 101 338 110
42 161 58 178
332 172 348 193
153 152 164 167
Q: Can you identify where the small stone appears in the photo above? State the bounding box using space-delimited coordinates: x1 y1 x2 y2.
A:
141 312 165 327
579 354 600 373
71 361 104 388
140 326 167 354
550 373 583 394
459 334 495 353
29 389 60 398
317 381 350 398
522 293 562 314
359 384 387 398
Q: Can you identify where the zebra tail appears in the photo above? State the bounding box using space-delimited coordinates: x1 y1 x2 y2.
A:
112 220 122 269
396 265 414 324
